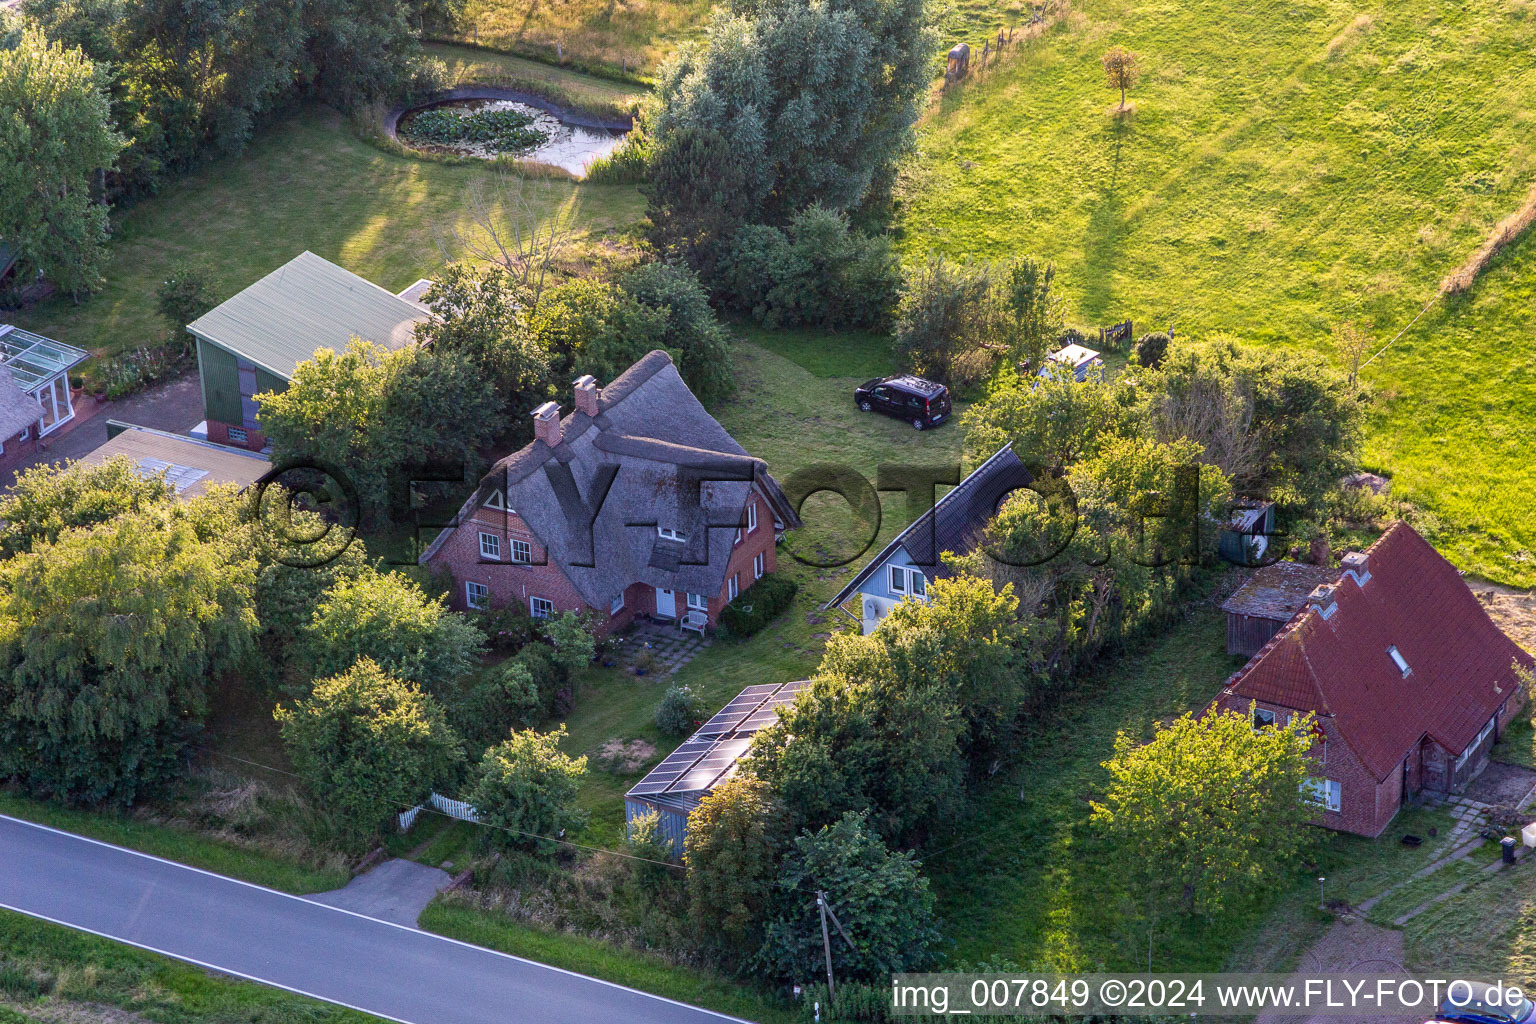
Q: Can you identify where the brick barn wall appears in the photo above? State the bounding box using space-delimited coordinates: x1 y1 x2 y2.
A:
206 419 267 452
1210 693 1402 837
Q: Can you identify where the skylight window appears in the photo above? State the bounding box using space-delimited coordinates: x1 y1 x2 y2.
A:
136 457 209 494
1387 645 1412 678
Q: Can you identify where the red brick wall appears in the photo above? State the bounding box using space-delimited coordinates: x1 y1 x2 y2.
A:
426 489 780 636
206 419 266 451
1210 693 1402 837
0 428 41 481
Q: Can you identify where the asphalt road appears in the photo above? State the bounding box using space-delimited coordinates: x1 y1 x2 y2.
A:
0 814 750 1024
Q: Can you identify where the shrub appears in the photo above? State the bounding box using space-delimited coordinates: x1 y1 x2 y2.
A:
471 602 540 652
892 255 1000 388
583 130 650 185
156 262 215 332
455 657 545 749
514 643 574 719
654 684 701 736
1134 331 1170 368
276 658 465 849
302 567 486 694
469 725 588 853
684 775 787 961
541 611 597 675
718 572 799 638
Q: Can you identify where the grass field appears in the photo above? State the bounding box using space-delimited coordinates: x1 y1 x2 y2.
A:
420 898 801 1023
10 106 642 371
897 0 1536 585
0 911 383 1024
425 41 645 117
447 0 710 74
1404 858 1536 986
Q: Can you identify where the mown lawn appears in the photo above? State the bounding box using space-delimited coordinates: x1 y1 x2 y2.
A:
898 0 1536 585
0 911 386 1024
11 105 643 370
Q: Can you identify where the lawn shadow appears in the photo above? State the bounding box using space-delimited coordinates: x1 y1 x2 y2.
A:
1079 118 1130 320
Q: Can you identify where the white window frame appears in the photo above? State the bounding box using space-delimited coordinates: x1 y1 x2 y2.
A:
728 573 739 600
910 568 926 597
1387 645 1412 678
530 596 555 619
747 501 758 533
465 581 490 610
1302 777 1341 813
611 591 625 615
1455 715 1497 771
479 532 502 560
753 552 765 579
657 527 686 542
509 538 531 564
888 564 927 598
687 592 708 611
889 565 907 594
1253 707 1278 730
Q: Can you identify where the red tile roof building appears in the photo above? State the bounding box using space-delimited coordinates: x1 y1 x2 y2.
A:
1210 522 1532 836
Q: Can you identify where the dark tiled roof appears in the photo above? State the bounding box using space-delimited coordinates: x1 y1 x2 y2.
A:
1221 561 1340 621
1222 522 1535 781
421 351 799 609
824 443 1034 609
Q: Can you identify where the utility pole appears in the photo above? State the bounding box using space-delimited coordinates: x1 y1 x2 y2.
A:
815 891 858 1003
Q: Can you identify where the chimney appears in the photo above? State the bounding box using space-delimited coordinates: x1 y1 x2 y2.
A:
532 401 562 447
1307 583 1339 620
1341 551 1371 588
573 374 599 417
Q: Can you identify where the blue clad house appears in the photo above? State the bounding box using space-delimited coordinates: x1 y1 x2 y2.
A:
824 443 1034 633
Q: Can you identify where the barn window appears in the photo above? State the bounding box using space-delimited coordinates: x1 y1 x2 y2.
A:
1253 707 1278 729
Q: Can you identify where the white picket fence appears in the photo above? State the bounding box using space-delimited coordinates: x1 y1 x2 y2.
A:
398 791 482 831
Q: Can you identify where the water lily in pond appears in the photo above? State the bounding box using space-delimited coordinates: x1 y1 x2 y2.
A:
402 106 550 154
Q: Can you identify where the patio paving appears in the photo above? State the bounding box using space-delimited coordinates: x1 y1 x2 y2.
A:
1465 760 1536 808
608 619 710 676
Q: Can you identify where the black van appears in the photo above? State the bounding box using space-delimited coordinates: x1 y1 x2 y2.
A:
854 375 951 430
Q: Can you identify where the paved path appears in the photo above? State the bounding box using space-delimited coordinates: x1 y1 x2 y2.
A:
308 859 451 928
0 815 749 1024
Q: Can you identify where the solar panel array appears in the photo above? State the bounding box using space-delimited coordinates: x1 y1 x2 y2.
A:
627 679 811 799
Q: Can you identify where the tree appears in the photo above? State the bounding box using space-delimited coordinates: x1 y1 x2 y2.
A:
156 261 215 332
415 261 553 424
257 338 497 524
892 255 1001 387
468 725 588 853
275 658 464 848
303 567 485 694
1134 330 1169 368
0 27 121 296
655 683 701 736
1091 709 1317 957
1333 319 1372 388
746 666 965 845
1134 338 1362 513
0 455 174 556
0 508 257 805
684 776 788 960
619 261 735 405
847 574 1033 759
960 361 1135 473
999 255 1065 371
452 657 544 749
528 277 670 387
438 174 578 306
756 812 942 983
645 0 935 260
1101 45 1140 112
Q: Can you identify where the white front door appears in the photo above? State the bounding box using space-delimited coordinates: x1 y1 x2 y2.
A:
655 587 676 618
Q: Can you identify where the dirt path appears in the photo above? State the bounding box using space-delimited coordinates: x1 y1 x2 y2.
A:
1469 580 1536 651
1255 919 1417 1024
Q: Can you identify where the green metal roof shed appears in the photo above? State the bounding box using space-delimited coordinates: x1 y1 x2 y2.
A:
187 251 429 380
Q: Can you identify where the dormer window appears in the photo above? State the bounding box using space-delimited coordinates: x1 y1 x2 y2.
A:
657 527 687 542
1387 645 1412 678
